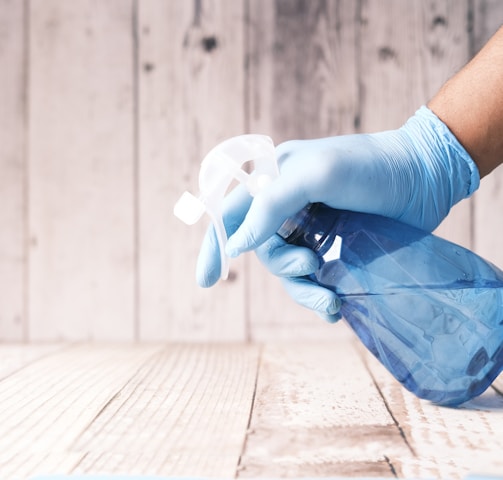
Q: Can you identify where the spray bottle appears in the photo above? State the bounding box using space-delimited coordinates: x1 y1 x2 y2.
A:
174 134 503 406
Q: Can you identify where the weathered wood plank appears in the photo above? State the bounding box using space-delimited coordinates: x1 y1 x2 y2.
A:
364 348 503 478
472 0 503 268
239 339 411 477
493 372 503 396
246 0 360 341
360 0 474 249
360 0 471 129
28 0 136 340
247 0 360 142
0 344 161 478
0 0 26 340
0 343 67 380
0 0 498 344
474 170 503 267
70 344 259 476
138 0 248 341
0 343 502 478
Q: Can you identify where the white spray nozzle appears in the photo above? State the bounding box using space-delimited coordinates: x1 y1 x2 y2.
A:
174 191 206 225
174 134 278 281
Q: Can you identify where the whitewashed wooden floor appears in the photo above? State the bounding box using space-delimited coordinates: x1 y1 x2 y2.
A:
1 324 503 479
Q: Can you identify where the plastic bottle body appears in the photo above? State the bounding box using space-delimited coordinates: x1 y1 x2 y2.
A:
280 203 503 405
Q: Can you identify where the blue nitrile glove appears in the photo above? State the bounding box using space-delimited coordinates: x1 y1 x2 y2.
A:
196 106 480 322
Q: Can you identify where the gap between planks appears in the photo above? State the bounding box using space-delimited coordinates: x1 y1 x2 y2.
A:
1 337 503 478
0 343 259 478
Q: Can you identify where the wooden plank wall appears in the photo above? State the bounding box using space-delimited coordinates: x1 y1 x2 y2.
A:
0 0 502 342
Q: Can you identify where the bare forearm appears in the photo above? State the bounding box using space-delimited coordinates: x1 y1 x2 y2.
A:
428 26 503 178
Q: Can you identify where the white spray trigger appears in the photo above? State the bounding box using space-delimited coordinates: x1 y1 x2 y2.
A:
174 134 278 281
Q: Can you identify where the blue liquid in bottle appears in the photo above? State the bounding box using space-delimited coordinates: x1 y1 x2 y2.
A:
278 203 503 405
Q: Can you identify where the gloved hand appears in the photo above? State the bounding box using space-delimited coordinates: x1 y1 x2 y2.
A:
196 106 480 322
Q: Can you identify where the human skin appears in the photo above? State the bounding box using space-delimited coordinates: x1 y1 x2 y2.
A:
429 26 503 178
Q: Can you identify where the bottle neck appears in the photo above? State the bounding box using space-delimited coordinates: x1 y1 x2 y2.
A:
277 204 314 241
278 203 342 254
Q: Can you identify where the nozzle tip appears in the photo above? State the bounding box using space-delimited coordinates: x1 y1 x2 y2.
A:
174 191 206 225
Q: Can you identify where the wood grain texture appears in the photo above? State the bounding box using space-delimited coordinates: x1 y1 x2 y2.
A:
360 0 470 130
474 169 503 267
246 0 360 341
0 0 26 340
71 344 259 476
138 0 248 341
364 348 503 478
1 343 503 478
493 371 503 396
247 0 360 142
0 343 66 380
0 344 162 478
28 0 136 340
0 1 503 341
238 338 411 477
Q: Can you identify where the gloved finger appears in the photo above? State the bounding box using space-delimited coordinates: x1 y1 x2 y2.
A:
316 310 343 324
255 234 320 277
196 224 221 287
277 137 396 216
280 276 342 323
225 174 311 257
225 137 360 256
225 140 325 257
196 185 252 287
220 184 254 237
